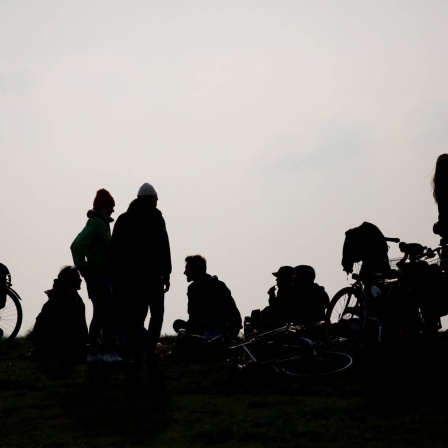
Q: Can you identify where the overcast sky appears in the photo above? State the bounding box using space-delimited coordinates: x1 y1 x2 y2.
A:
1 0 448 337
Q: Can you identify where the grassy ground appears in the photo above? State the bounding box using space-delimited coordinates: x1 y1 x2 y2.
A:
2 335 448 448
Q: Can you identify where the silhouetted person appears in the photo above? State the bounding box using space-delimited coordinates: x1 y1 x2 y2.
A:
432 153 448 240
173 255 242 340
71 188 122 363
258 266 294 327
31 266 88 361
110 182 171 364
288 265 329 324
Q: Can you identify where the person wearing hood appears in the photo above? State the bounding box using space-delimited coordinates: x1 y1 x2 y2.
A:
31 266 88 361
110 182 171 364
70 188 122 362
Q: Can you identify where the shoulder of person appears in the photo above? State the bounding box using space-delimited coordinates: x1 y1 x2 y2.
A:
210 275 232 293
209 274 224 285
314 283 330 297
312 283 326 292
86 214 108 228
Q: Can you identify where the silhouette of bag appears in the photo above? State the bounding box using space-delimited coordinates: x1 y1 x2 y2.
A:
0 263 9 310
342 222 390 278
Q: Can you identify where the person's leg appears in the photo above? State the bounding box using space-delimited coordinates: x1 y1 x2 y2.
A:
126 297 149 358
84 274 114 356
146 281 165 359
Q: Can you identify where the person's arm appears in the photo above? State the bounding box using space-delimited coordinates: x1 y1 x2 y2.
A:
159 216 172 292
267 286 277 306
110 215 127 273
70 219 99 276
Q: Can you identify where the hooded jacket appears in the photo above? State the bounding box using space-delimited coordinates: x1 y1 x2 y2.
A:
70 210 113 275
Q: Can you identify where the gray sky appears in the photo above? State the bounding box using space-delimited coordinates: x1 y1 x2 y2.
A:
1 0 448 336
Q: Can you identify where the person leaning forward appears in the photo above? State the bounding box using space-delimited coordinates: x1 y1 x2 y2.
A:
110 182 171 364
31 266 88 362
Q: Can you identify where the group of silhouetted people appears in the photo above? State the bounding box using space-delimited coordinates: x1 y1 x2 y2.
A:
30 181 328 364
30 153 448 363
31 183 172 364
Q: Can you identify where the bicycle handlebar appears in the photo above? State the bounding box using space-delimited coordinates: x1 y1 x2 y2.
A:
398 241 439 263
385 237 400 243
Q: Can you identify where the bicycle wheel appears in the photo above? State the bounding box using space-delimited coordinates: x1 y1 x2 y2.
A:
0 288 23 341
279 351 353 377
325 287 368 352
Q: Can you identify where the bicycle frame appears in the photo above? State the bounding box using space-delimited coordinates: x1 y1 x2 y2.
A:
229 325 352 377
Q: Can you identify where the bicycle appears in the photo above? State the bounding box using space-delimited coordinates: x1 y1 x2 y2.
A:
326 236 448 352
383 239 448 340
325 236 401 353
0 263 23 341
228 322 353 377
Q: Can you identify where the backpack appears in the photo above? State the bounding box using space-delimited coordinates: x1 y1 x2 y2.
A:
342 222 390 278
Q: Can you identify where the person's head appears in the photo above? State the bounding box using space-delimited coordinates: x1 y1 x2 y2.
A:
433 154 448 204
93 188 115 216
57 265 82 290
293 265 316 286
137 182 158 207
184 255 207 282
272 266 294 288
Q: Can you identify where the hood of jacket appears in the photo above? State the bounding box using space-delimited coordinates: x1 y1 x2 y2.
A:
86 209 114 223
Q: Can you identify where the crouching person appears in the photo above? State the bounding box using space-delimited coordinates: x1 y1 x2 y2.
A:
172 255 242 360
31 266 88 362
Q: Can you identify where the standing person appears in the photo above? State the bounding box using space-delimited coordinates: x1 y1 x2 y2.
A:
70 188 122 363
173 255 242 340
110 182 171 365
432 153 448 239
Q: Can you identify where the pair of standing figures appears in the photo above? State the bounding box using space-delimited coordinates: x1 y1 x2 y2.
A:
69 182 171 363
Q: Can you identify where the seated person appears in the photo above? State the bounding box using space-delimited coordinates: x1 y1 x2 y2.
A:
173 255 242 341
256 266 294 330
287 265 330 339
31 266 88 361
253 265 329 336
